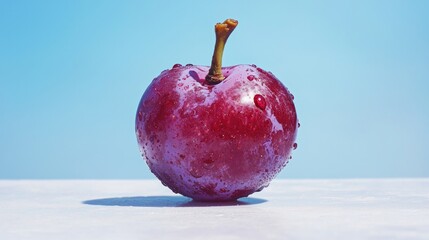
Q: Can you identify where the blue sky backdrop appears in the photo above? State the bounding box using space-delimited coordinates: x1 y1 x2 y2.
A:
1 0 428 179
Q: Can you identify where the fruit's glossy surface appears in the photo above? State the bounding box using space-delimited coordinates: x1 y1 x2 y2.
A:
136 64 298 201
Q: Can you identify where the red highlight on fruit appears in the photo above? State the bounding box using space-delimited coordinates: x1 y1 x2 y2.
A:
135 19 298 201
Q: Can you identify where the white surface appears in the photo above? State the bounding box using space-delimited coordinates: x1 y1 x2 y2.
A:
0 179 428 240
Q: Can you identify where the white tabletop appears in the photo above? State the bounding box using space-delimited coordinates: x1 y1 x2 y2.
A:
1 179 428 240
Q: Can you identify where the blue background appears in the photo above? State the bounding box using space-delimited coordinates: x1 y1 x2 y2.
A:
1 0 428 179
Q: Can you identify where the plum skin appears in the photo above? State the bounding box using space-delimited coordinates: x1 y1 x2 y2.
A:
136 64 298 201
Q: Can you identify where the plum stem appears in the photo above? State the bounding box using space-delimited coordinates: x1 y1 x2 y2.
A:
205 19 238 84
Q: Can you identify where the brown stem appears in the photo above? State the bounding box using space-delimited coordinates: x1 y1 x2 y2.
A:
205 19 238 84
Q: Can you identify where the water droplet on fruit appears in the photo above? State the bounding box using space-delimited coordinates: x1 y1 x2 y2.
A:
172 63 182 68
251 64 257 68
247 75 255 81
137 111 143 121
254 94 266 110
186 63 193 66
290 93 295 100
202 157 215 169
298 122 301 128
189 167 203 178
293 143 298 150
